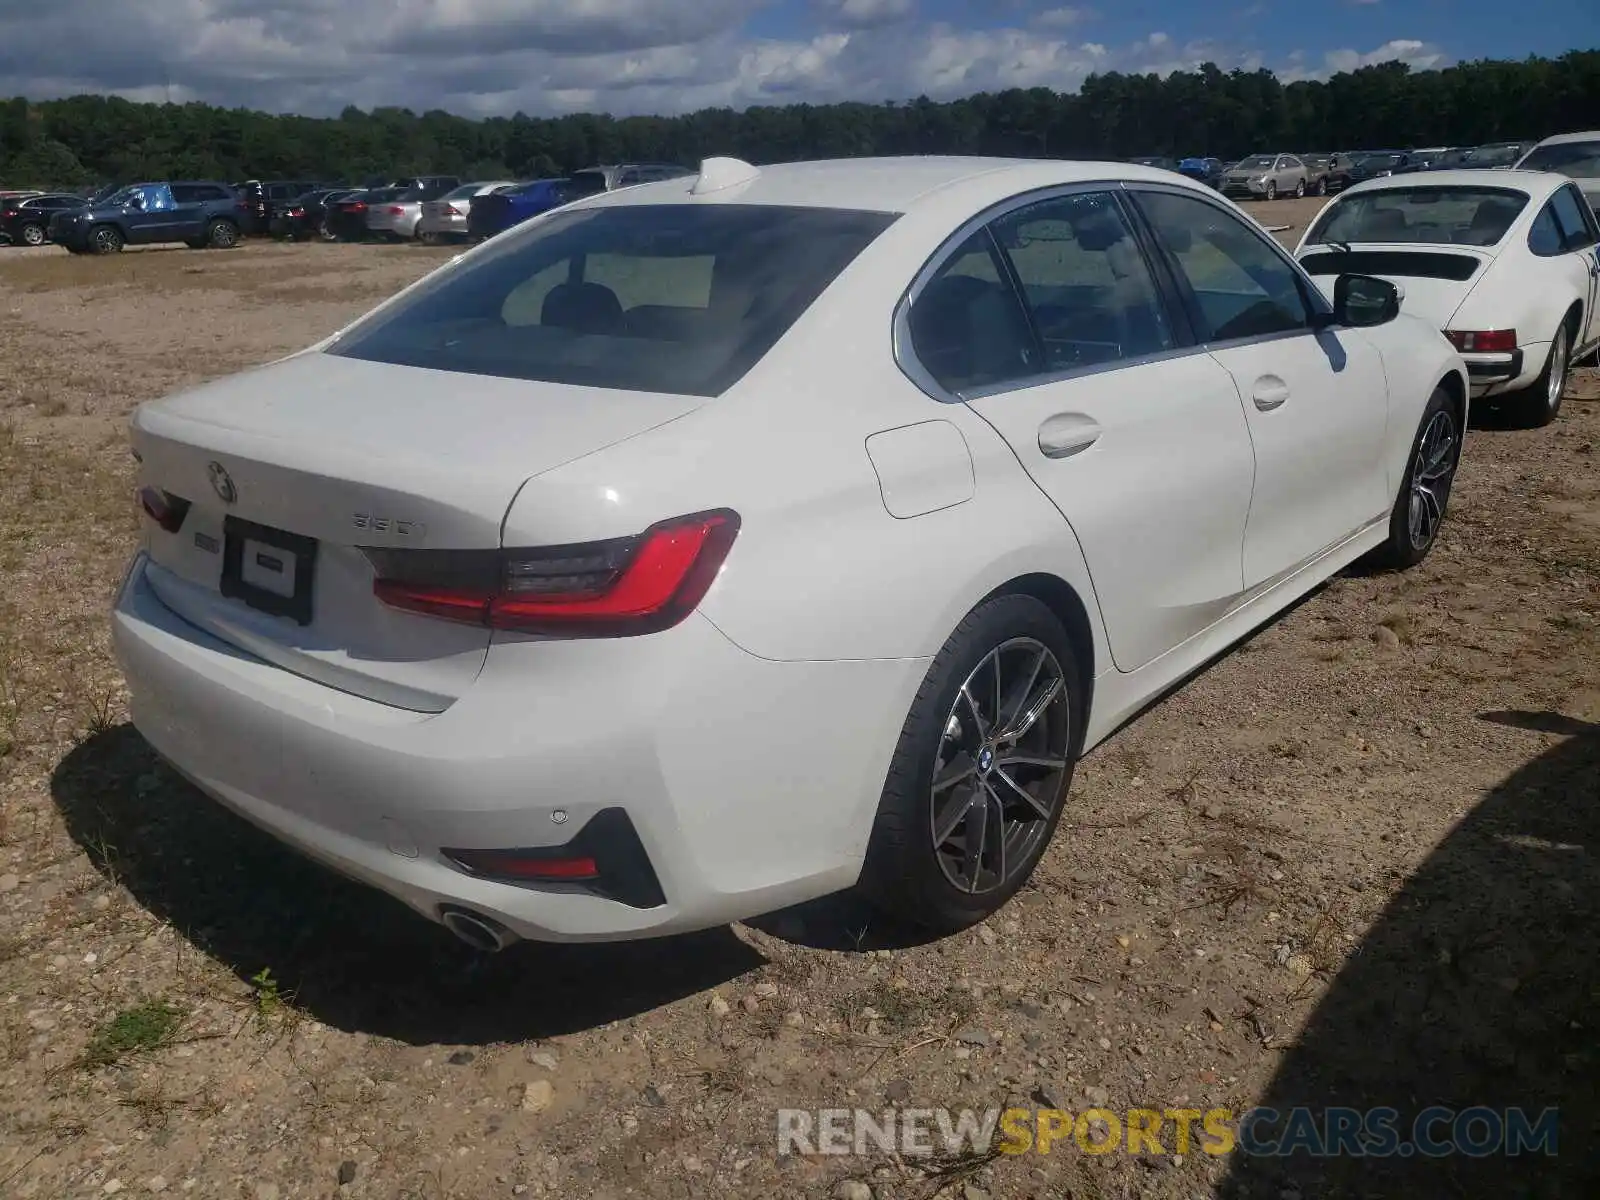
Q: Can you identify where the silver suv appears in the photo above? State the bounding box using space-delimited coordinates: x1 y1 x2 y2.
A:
1517 131 1600 215
1221 153 1309 201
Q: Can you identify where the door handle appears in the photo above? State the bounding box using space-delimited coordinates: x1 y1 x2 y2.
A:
1252 376 1291 411
1037 413 1102 459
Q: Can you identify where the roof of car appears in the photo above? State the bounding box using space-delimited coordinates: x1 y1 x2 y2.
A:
1530 130 1600 146
1339 168 1564 197
576 156 1212 215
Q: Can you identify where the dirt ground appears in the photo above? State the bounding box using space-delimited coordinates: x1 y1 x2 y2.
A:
1 196 1596 1200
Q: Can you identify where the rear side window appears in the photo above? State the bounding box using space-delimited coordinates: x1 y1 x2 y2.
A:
1528 205 1565 256
329 204 896 397
1550 186 1598 249
908 231 1037 393
990 192 1174 370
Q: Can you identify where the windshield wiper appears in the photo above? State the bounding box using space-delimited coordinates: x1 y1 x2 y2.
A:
1323 240 1353 253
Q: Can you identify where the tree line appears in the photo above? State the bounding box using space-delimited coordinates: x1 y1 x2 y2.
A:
0 50 1596 190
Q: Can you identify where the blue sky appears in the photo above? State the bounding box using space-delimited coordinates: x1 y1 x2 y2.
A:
0 0 1589 118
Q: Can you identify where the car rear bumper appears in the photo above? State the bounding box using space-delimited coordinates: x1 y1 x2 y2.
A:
1464 342 1544 397
112 552 924 942
365 212 418 238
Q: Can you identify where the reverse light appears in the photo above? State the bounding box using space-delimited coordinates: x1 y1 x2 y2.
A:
1446 329 1518 354
138 485 191 533
364 509 740 637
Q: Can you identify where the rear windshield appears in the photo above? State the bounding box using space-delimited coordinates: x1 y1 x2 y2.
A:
442 184 481 201
1518 139 1600 178
328 203 897 397
1306 187 1530 247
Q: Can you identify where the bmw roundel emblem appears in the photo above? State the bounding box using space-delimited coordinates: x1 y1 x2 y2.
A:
207 461 238 505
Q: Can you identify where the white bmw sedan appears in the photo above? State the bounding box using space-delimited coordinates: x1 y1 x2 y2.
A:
113 156 1467 947
1295 169 1600 425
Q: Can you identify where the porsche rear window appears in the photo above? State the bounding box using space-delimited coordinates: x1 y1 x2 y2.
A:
1306 187 1530 247
328 204 897 396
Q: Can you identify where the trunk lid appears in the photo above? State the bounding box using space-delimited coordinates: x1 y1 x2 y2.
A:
131 352 706 711
1295 243 1496 327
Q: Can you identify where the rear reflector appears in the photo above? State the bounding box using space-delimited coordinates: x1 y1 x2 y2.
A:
386 206 405 215
443 204 462 216
365 509 739 637
138 486 191 533
442 808 666 908
1446 329 1517 353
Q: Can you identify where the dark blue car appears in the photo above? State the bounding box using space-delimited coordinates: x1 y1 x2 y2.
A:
1177 157 1225 189
48 181 245 254
467 177 600 241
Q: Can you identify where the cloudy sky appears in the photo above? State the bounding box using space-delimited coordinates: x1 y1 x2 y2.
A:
0 0 1585 118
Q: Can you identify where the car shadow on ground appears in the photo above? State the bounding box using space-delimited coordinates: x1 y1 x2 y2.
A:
51 725 766 1045
1218 710 1599 1199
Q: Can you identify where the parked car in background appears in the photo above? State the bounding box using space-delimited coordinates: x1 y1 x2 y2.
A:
1297 170 1600 425
1176 157 1225 189
1127 156 1179 172
1475 141 1535 169
1343 151 1414 186
236 179 335 235
269 189 359 241
1516 131 1600 214
1298 154 1329 195
325 189 385 241
50 181 243 254
416 181 518 244
1 192 85 245
466 177 589 241
365 178 464 241
113 155 1466 944
1393 147 1453 175
569 163 691 192
1222 153 1309 200
387 174 461 196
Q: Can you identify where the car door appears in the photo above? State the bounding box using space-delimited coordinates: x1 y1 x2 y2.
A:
166 185 209 239
911 189 1258 672
1548 183 1600 350
120 185 169 244
1130 186 1392 590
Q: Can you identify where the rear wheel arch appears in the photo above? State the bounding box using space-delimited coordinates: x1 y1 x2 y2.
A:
983 572 1096 740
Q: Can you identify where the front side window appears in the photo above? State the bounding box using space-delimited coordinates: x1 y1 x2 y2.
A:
1135 190 1311 341
990 192 1174 371
1306 187 1530 248
1549 185 1598 249
330 204 896 397
907 231 1036 393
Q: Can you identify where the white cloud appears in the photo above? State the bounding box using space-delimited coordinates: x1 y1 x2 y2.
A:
1279 38 1445 83
0 1 1454 118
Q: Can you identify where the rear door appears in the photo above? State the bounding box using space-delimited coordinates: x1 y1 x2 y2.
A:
167 185 210 238
1132 185 1392 589
926 189 1257 672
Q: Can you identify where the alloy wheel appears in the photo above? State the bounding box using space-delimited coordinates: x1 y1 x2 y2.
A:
1408 408 1458 550
1547 326 1570 412
929 638 1071 895
93 227 120 253
21 224 44 246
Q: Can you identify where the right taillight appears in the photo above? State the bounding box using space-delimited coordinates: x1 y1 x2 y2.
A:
364 510 739 637
1445 329 1517 353
138 486 191 533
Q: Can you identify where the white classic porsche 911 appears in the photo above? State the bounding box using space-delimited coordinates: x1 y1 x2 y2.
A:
1295 168 1600 425
115 156 1467 947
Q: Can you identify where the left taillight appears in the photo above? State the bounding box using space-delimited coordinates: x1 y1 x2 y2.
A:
138 485 191 533
363 509 739 637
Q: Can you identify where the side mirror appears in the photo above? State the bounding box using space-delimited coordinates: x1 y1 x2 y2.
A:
1332 273 1400 327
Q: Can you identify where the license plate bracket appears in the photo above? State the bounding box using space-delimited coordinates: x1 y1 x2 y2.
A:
220 516 318 625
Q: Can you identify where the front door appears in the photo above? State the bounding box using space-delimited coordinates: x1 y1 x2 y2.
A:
1131 187 1393 589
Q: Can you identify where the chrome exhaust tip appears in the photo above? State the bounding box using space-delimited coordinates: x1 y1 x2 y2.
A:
439 906 516 953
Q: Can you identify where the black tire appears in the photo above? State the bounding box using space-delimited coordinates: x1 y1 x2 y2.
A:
18 222 45 247
1502 318 1574 429
1315 177 1328 196
1265 181 1278 201
1369 386 1461 570
206 219 239 249
89 224 123 254
859 594 1083 933
1294 179 1306 198
417 229 441 246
